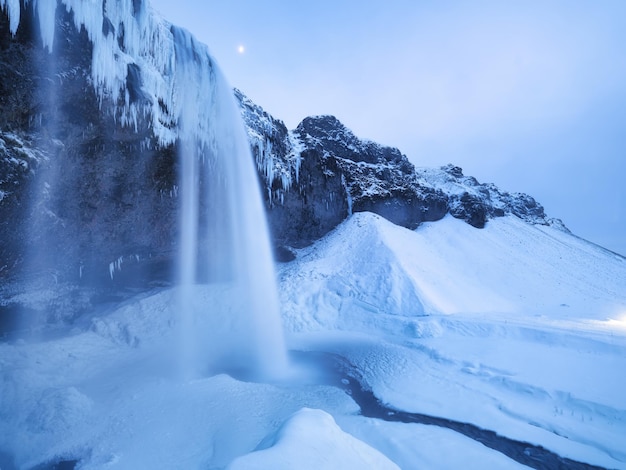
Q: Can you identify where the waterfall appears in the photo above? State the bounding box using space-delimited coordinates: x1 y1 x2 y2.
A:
173 26 288 379
3 0 289 379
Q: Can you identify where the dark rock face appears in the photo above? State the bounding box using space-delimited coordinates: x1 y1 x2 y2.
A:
236 99 450 248
448 192 488 228
294 116 448 231
418 164 563 229
267 144 349 248
0 4 179 291
236 96 564 248
236 92 351 248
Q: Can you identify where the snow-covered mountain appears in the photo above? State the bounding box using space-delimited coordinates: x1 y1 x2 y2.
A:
1 1 625 469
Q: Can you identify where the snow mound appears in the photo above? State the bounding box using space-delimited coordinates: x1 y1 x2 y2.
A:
227 408 400 470
279 212 426 334
280 212 626 336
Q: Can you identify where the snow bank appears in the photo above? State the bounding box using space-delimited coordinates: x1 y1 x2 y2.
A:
228 408 400 470
337 417 530 470
278 212 427 334
0 288 358 469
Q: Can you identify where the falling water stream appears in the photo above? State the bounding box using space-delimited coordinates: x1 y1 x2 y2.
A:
174 45 289 380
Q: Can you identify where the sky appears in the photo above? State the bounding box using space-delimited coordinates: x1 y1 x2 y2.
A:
149 0 626 256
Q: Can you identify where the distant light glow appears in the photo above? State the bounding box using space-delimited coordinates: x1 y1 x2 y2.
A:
237 44 245 54
610 312 626 329
589 312 626 333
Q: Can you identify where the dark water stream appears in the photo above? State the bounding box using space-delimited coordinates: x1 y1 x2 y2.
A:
291 350 609 470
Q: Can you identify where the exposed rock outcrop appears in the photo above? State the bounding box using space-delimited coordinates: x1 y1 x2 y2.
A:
416 164 566 229
237 93 566 248
236 97 449 249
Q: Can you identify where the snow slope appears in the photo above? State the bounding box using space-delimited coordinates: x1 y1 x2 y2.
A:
1 212 625 469
280 212 626 330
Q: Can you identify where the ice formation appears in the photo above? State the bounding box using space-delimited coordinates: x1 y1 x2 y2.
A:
1 0 228 148
235 90 305 204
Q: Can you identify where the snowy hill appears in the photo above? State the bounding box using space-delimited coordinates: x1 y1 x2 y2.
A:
280 212 624 331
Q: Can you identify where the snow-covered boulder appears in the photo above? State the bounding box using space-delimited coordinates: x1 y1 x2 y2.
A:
228 408 400 470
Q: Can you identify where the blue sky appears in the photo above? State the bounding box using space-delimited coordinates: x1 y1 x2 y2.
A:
150 0 626 255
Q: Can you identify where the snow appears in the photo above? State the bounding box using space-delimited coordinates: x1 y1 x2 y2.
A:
227 408 400 470
336 417 530 470
280 213 625 326
1 212 625 468
0 288 359 469
278 213 626 468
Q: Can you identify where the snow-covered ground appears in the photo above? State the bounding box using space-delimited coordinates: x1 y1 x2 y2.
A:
1 212 625 469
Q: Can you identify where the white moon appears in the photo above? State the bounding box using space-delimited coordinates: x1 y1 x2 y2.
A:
237 45 245 54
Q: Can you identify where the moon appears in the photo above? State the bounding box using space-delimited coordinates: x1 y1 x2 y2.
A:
237 45 245 54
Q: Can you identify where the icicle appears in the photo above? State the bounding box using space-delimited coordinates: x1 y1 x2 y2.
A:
0 0 228 150
0 0 21 34
34 0 58 52
108 255 124 279
342 174 353 216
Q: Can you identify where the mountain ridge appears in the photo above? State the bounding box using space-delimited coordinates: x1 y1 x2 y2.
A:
235 89 568 254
